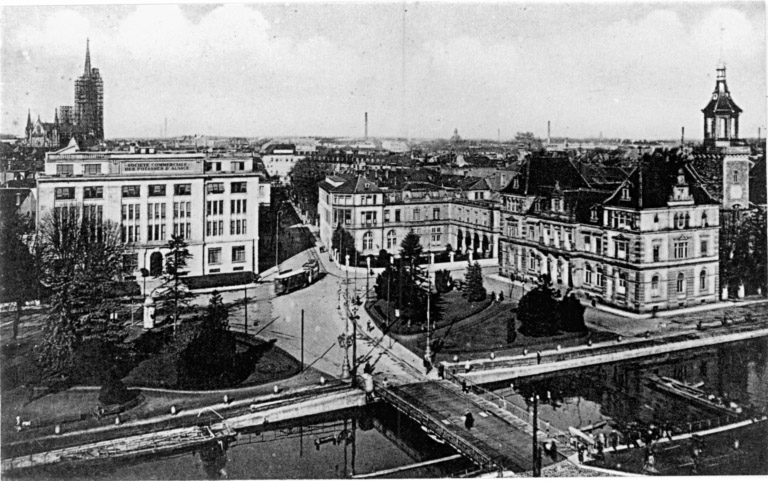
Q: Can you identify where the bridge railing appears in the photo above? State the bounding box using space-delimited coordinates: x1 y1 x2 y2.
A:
443 372 569 442
375 384 498 471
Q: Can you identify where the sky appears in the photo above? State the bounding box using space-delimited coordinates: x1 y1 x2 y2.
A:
1 1 765 140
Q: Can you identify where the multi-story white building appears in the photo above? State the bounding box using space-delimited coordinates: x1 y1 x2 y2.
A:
261 144 305 184
317 174 501 259
37 142 270 280
498 153 720 313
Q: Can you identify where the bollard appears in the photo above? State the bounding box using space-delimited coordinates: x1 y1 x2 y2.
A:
171 405 177 415
320 376 326 386
274 385 280 394
523 348 529 356
490 352 495 360
464 361 471 372
556 345 561 351
547 390 551 400
54 424 61 435
115 416 121 425
588 340 593 347
223 394 229 404
453 355 459 362
617 335 623 342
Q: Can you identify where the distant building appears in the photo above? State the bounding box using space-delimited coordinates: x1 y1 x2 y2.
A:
261 144 305 184
37 143 270 279
24 40 103 148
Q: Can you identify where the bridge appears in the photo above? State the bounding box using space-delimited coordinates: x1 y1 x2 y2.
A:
376 377 574 474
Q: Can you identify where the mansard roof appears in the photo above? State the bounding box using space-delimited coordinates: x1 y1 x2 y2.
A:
702 91 742 116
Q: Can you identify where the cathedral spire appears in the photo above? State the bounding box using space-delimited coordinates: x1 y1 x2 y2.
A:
54 108 59 125
84 38 91 75
26 109 32 131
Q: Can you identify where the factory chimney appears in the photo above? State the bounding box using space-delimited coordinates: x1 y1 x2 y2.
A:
365 112 368 139
547 121 551 145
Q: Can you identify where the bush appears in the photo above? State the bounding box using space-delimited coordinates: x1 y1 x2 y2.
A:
517 276 561 337
435 269 453 293
99 368 136 406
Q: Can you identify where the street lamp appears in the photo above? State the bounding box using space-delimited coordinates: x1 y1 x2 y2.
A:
424 256 433 367
366 256 372 302
275 210 282 273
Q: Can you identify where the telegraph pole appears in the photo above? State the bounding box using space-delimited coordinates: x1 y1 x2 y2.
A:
532 394 541 477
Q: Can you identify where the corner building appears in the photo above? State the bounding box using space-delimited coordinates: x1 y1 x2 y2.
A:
37 145 270 279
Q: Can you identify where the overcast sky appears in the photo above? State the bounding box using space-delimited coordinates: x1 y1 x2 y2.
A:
1 2 765 140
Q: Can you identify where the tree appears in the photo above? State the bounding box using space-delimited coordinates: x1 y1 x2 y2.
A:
464 261 487 302
516 275 561 337
161 235 194 337
399 230 423 272
435 269 453 293
0 211 39 340
35 209 126 374
332 226 357 262
721 210 767 296
559 293 587 332
204 291 229 332
289 157 328 221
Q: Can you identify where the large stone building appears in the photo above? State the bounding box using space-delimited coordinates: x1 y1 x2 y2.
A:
498 153 721 313
37 143 270 281
317 174 501 260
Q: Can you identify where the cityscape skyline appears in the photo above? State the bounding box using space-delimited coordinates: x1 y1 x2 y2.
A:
1 2 766 141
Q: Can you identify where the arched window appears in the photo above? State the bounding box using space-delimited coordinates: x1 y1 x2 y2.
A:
386 230 397 249
585 264 593 285
150 251 163 277
651 275 660 297
362 231 374 251
677 273 686 294
699 269 707 290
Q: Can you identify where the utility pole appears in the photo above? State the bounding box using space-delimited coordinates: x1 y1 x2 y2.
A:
424 256 432 366
301 309 305 371
532 394 541 477
244 286 248 335
275 210 281 273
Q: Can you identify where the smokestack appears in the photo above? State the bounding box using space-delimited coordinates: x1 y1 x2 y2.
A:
547 121 551 145
681 126 685 146
365 112 368 139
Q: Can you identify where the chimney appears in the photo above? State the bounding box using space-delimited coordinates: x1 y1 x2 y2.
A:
547 121 551 145
364 112 368 139
681 126 685 146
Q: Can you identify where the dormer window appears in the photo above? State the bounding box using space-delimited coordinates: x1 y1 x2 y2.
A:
513 177 519 189
621 186 630 201
590 208 598 222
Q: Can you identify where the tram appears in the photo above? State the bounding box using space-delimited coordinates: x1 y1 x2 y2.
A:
274 259 320 295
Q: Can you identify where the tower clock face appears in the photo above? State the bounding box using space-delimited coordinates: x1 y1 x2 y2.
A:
729 185 743 200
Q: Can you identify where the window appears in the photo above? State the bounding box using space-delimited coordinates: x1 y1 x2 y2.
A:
677 273 686 294
674 212 690 229
584 234 592 252
585 265 593 285
231 182 247 193
207 182 224 194
232 161 245 172
699 270 707 290
386 230 397 249
174 184 191 195
84 164 101 175
621 186 630 200
674 240 689 259
84 186 103 199
651 275 660 297
431 226 442 244
395 209 401 222
121 203 141 243
596 268 604 287
590 208 598 222
259 185 266 196
149 184 166 196
362 231 374 250
208 247 222 265
513 177 519 189
231 199 247 214
122 254 138 274
361 211 377 226
122 185 140 197
147 203 167 242
55 187 75 200
56 164 74 176
652 242 661 262
700 239 708 257
384 210 390 223
617 273 627 295
413 208 420 221
702 212 708 227
733 170 739 182
232 246 246 263
615 240 628 260
433 208 440 220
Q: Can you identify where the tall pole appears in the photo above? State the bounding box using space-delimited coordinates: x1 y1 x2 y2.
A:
532 395 540 477
341 254 351 381
301 309 305 371
275 210 280 273
366 256 371 301
425 255 432 364
244 286 248 335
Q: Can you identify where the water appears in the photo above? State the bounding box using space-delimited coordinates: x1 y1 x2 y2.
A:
9 338 767 479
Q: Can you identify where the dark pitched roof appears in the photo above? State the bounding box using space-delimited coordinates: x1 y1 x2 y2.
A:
701 92 742 116
318 174 381 194
604 153 719 209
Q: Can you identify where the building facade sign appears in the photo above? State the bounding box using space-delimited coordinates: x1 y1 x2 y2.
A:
123 161 194 173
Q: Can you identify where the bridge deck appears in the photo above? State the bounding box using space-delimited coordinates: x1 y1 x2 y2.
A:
379 380 568 473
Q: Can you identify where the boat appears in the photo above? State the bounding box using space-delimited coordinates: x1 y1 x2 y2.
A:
580 420 607 432
645 375 743 416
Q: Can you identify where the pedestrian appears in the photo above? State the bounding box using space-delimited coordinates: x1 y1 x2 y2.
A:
610 431 619 452
577 444 585 464
462 379 468 393
596 441 605 465
662 421 673 441
437 363 445 380
536 351 542 365
464 412 475 430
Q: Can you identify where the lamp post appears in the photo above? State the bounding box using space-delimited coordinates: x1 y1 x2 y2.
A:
366 256 372 301
424 256 432 366
531 394 541 477
340 254 352 381
275 210 282 273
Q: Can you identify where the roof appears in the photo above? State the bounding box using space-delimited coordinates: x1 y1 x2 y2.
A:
318 174 382 194
603 152 719 209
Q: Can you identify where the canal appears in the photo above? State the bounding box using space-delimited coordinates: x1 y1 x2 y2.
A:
7 337 767 479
